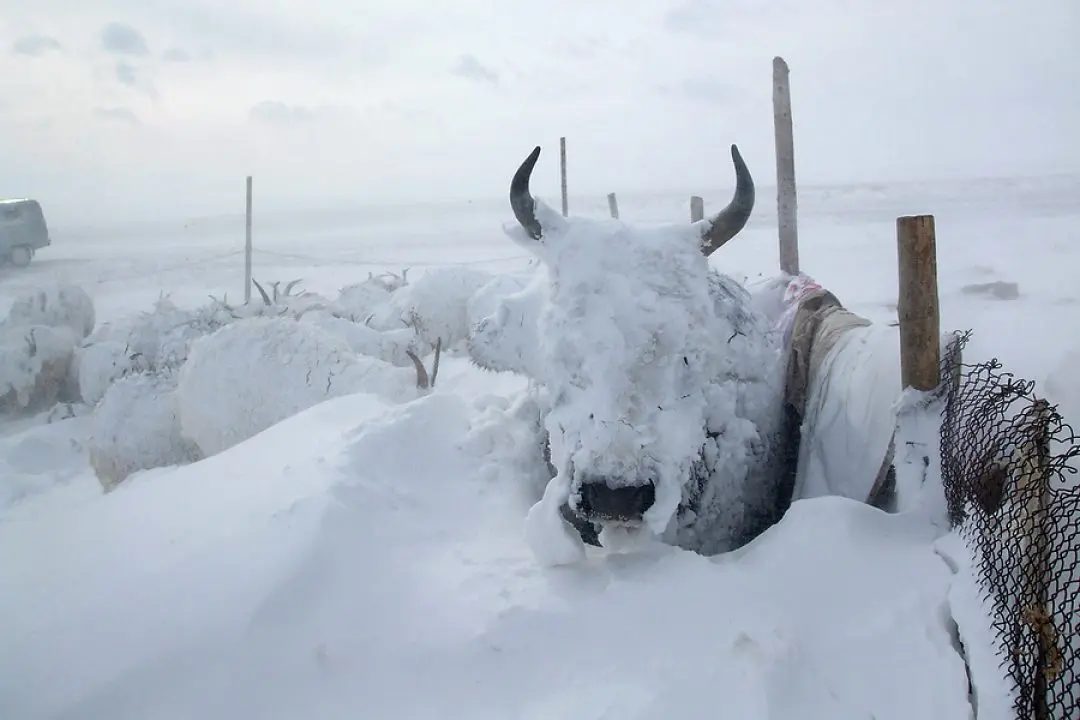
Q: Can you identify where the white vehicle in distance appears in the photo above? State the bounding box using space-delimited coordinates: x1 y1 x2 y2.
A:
0 198 51 267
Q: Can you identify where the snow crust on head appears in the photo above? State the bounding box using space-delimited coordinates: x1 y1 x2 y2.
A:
522 202 777 536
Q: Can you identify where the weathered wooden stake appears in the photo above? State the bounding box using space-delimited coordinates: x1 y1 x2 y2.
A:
1017 399 1055 720
607 192 620 219
244 175 253 304
690 195 704 223
773 56 800 275
896 214 940 390
559 136 568 217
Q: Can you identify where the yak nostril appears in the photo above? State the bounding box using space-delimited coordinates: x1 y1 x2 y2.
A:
578 481 656 521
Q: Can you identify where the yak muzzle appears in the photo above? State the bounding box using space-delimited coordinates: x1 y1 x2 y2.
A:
577 480 656 523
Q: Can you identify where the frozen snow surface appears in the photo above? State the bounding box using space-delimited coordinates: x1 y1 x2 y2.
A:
2 173 1078 718
1 392 974 720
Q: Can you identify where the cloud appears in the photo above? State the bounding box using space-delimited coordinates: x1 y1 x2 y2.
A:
162 47 192 63
101 22 149 55
451 54 499 85
168 4 380 68
660 77 747 105
13 35 62 56
111 60 157 97
248 101 357 127
663 0 715 33
95 107 139 124
115 61 137 86
249 101 314 125
664 0 792 35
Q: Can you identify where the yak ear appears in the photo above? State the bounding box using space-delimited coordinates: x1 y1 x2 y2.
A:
466 289 544 379
467 313 533 377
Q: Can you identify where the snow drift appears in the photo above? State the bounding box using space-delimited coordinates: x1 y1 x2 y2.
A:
0 387 975 720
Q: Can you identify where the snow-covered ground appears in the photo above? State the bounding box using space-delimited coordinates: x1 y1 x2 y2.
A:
2 174 1077 718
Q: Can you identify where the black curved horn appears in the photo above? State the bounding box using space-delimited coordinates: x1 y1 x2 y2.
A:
510 146 543 240
700 144 755 256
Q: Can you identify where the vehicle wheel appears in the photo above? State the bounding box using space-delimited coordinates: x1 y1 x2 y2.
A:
9 246 32 267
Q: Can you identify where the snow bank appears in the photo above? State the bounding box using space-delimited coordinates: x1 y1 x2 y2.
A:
0 387 973 719
935 531 1016 720
4 284 95 339
89 371 201 490
177 317 416 456
0 414 92 513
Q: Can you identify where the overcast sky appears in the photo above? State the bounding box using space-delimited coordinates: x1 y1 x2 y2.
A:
1 0 1077 224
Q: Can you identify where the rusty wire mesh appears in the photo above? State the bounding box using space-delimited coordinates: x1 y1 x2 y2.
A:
939 331 1079 720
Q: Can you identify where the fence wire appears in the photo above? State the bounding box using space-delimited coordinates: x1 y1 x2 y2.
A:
939 331 1079 720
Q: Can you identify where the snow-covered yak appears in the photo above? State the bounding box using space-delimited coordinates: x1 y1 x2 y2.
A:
469 145 799 556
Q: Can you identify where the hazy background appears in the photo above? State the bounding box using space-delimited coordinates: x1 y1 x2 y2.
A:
1 0 1077 226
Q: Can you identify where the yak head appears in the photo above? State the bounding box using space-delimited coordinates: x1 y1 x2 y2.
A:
478 144 763 541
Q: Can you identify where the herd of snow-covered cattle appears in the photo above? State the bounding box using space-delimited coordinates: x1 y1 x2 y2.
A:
1 146 912 559
0 267 500 489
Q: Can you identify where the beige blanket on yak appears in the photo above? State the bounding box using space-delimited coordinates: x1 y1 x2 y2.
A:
780 285 899 509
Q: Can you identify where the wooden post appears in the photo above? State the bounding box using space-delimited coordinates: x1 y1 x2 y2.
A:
896 214 940 391
690 195 704 223
1017 399 1056 720
559 136 568 217
607 192 620 219
773 56 800 275
244 175 253 304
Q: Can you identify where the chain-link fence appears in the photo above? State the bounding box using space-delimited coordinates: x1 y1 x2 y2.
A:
939 331 1079 720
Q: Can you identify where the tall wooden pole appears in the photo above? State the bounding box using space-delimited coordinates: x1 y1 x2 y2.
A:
244 175 253 304
607 192 620 219
897 214 940 391
559 137 568 217
690 195 704 222
773 56 800 275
